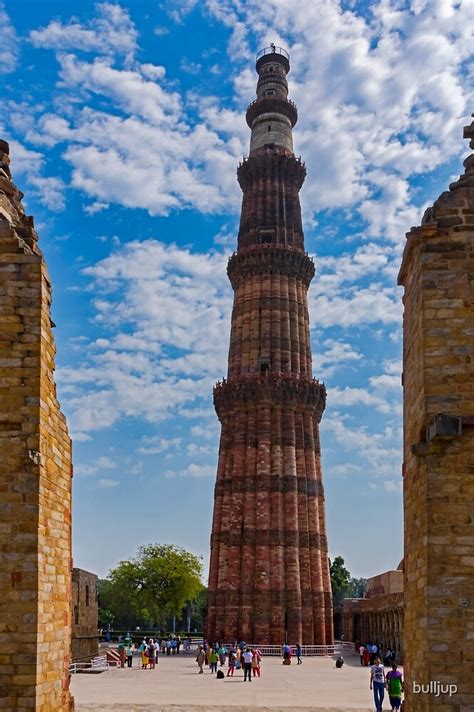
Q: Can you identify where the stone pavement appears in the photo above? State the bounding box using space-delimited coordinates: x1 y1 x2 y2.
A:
72 654 388 711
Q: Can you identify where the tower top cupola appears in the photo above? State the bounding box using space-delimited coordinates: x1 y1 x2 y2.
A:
246 45 297 156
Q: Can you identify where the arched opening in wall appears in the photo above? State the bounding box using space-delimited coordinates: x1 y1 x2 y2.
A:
259 359 270 374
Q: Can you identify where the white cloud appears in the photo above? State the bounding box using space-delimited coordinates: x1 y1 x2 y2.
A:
74 455 116 477
29 2 138 62
322 414 401 477
0 2 19 73
7 139 66 211
57 239 231 433
97 478 119 488
313 338 363 378
180 462 216 478
205 0 473 236
138 436 182 455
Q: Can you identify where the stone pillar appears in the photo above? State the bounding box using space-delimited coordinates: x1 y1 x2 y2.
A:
398 118 474 710
0 140 73 710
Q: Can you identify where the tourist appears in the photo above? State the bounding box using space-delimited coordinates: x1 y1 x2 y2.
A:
242 647 253 682
359 644 365 666
235 646 242 671
139 640 148 669
147 639 156 669
335 655 344 668
363 645 371 667
296 643 303 665
176 635 182 654
370 643 378 665
170 637 177 655
218 643 227 666
227 649 236 676
384 648 392 666
126 642 134 668
370 655 386 712
209 647 218 673
386 661 404 711
166 638 172 656
282 642 291 664
196 646 205 674
251 647 261 677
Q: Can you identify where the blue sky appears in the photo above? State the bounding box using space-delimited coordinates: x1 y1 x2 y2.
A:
1 0 472 580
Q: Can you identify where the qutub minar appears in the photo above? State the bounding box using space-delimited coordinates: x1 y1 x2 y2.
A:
207 46 333 645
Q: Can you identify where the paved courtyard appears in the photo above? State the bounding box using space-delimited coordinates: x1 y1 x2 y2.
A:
72 653 395 711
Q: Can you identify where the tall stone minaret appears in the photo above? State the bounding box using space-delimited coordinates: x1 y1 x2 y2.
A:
207 46 333 645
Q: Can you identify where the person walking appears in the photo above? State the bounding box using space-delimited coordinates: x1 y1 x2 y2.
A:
126 642 134 668
242 647 253 682
359 644 365 666
139 640 148 669
209 648 218 674
147 639 156 670
227 649 236 677
196 646 205 674
251 648 261 677
296 643 303 665
386 661 404 711
370 655 386 712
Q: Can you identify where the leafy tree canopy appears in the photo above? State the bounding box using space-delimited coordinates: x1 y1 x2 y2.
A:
329 555 351 610
99 544 204 629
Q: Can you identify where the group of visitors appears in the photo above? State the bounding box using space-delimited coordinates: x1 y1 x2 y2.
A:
359 642 396 667
281 642 304 664
196 640 262 680
370 656 404 712
121 634 191 669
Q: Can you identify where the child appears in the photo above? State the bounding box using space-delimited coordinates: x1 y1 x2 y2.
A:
227 649 236 677
386 661 404 711
296 643 303 665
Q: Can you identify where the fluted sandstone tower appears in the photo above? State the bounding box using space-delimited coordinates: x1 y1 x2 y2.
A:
207 47 333 645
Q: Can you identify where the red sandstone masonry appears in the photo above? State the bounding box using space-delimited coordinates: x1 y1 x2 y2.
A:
207 51 333 646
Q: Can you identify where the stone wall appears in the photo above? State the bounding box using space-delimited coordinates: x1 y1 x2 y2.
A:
398 119 474 711
72 569 99 661
0 139 73 711
343 593 404 658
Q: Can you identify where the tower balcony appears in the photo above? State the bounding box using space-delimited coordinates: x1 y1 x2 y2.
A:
256 45 290 74
227 243 315 289
213 372 326 419
246 97 298 129
237 152 306 190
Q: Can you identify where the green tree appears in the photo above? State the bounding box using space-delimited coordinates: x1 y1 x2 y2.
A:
347 577 367 599
329 556 351 609
99 544 204 630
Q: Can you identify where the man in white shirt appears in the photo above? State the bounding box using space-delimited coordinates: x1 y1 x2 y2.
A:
242 648 253 682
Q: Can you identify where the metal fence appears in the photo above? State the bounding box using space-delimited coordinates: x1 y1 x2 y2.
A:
69 655 108 674
182 640 354 657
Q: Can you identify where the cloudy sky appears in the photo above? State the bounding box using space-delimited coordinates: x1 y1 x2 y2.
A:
1 0 472 580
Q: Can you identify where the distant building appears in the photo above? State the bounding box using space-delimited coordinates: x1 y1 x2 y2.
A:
342 562 404 659
72 568 99 661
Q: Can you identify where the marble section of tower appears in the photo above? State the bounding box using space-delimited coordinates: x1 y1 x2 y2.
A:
207 48 333 645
